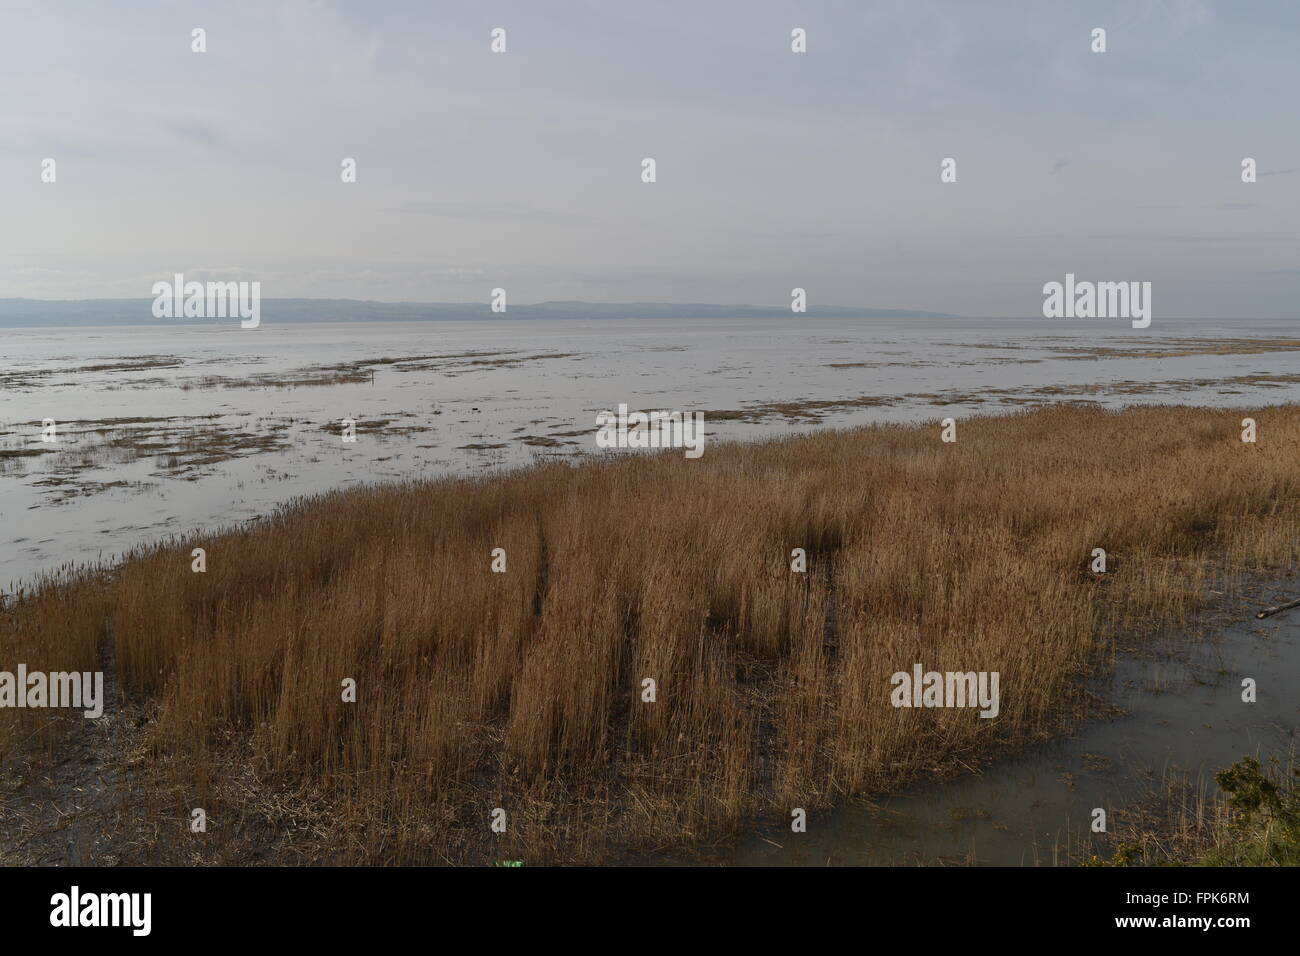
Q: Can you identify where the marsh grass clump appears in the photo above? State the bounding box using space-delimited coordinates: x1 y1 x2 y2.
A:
1205 756 1300 866
4 403 1300 864
1083 754 1300 867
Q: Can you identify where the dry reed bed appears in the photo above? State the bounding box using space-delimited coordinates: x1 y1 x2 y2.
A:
3 403 1299 863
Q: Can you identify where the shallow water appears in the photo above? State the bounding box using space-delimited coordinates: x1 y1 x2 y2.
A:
4 315 1300 591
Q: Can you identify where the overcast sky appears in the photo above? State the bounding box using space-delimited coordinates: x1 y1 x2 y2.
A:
2 0 1298 316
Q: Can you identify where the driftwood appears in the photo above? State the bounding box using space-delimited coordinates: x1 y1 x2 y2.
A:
1256 597 1300 619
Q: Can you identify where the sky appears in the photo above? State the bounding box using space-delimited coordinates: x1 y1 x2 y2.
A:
2 0 1299 317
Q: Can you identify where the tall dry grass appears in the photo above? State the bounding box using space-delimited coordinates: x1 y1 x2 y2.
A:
3 403 1300 862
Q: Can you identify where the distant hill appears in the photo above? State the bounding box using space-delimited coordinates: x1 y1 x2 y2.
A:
0 298 959 328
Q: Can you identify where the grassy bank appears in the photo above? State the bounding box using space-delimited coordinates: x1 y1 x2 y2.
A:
3 403 1300 864
1202 757 1300 865
1087 755 1300 866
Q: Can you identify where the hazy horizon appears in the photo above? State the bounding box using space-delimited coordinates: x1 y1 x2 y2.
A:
5 295 1299 328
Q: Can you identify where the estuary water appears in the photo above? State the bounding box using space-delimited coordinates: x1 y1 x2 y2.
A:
3 314 1299 590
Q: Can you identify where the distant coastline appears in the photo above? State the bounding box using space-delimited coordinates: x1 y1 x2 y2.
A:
0 298 960 329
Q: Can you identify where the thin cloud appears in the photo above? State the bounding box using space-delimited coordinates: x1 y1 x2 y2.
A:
158 118 224 147
396 202 587 224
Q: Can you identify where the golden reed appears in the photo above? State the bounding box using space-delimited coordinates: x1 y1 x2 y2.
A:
3 404 1298 863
